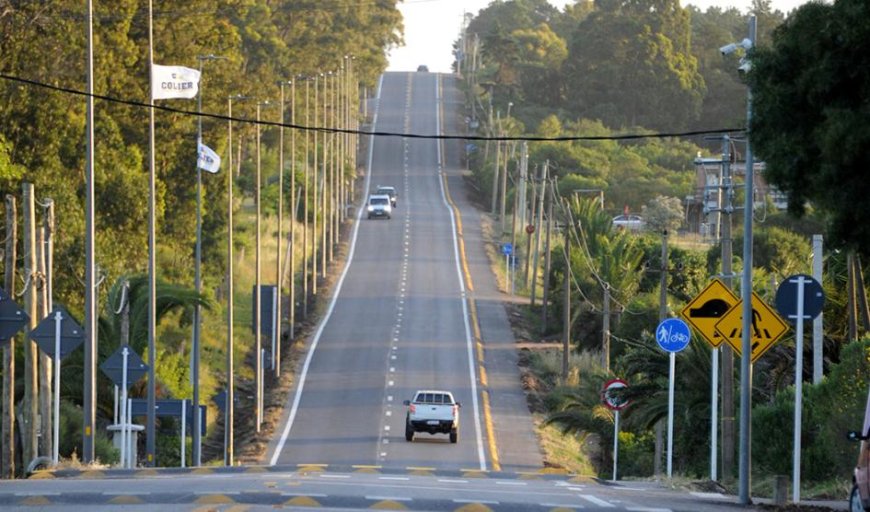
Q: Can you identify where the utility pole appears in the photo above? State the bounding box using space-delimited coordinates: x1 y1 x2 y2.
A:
289 79 296 341
22 183 38 468
491 111 501 216
37 227 51 461
524 170 537 289
3 195 17 478
720 135 735 482
302 77 310 319
312 74 319 297
531 161 548 306
542 183 554 328
562 229 570 384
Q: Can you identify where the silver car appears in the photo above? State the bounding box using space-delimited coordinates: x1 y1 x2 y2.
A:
367 194 392 219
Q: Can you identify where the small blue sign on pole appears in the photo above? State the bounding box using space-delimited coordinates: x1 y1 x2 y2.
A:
501 243 513 256
656 318 692 353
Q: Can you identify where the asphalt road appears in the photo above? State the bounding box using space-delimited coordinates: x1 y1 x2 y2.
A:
268 71 490 470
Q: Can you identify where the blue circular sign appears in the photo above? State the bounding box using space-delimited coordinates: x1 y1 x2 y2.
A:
656 318 692 353
775 274 824 323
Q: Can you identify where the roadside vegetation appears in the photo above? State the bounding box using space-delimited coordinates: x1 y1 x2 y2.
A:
460 0 870 500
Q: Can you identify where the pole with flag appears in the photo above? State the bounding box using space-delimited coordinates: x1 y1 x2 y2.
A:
146 4 201 463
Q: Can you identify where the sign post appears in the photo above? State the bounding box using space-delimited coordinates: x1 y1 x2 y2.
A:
681 279 739 482
602 378 629 481
656 318 691 478
775 274 824 504
30 306 85 466
101 345 148 468
501 243 513 295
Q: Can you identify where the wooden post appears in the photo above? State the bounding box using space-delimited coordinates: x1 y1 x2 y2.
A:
562 231 570 384
2 195 18 478
22 183 38 467
37 228 52 461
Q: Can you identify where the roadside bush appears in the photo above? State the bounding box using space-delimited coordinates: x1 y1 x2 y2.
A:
752 337 870 483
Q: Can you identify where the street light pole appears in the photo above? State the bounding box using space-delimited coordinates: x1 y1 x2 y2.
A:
255 100 271 431
193 52 222 467
276 80 291 378
738 15 757 506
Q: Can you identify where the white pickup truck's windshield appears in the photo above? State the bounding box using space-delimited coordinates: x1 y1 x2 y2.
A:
370 198 388 205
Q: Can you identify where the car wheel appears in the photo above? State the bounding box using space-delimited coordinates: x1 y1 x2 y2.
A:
449 428 458 444
851 484 867 512
405 416 414 442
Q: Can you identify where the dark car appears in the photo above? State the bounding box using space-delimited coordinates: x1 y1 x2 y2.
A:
376 186 397 207
417 65 429 72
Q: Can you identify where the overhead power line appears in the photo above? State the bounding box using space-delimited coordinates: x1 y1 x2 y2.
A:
0 73 744 142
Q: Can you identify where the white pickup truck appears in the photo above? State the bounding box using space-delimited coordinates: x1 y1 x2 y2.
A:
403 390 461 443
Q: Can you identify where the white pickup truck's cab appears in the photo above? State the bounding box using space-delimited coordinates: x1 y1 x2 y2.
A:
403 390 460 443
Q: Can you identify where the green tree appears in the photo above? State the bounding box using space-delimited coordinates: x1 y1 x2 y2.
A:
747 0 870 253
563 0 705 131
641 195 684 234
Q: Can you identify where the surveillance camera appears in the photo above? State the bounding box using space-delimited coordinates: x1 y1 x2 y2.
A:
738 59 752 74
720 43 738 55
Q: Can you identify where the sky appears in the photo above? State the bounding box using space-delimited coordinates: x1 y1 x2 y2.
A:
387 0 812 74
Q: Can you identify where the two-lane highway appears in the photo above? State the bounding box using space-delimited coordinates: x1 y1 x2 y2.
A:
269 71 486 470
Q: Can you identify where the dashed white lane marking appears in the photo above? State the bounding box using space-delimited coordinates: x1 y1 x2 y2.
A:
319 474 350 479
367 496 412 502
495 481 528 486
626 507 672 512
388 380 394 386
384 425 390 431
378 476 410 481
454 499 499 505
438 479 468 484
386 410 392 416
579 494 615 507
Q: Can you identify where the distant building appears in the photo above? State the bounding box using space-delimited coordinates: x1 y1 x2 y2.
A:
684 158 786 241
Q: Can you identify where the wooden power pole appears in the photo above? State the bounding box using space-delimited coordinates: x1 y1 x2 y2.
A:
22 183 38 468
3 195 18 478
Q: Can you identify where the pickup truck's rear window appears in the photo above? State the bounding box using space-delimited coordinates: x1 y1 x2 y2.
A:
416 393 453 405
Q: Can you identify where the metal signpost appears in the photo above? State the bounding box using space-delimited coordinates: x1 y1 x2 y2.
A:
602 378 630 482
30 306 84 466
656 317 691 478
775 274 824 503
501 243 513 295
681 278 739 481
101 345 148 468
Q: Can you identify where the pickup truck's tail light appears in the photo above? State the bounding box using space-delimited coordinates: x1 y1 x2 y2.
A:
409 404 416 414
452 405 458 418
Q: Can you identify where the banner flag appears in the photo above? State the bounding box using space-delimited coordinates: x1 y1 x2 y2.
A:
151 64 200 100
197 141 221 174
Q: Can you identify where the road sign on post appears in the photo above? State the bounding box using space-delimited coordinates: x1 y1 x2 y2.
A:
0 292 29 344
775 274 824 323
680 279 739 348
715 291 789 363
774 274 824 505
30 306 84 359
30 306 85 466
602 379 629 482
656 318 691 353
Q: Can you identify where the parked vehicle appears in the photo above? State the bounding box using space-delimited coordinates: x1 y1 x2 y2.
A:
612 214 645 231
848 388 870 511
403 390 460 443
367 194 392 219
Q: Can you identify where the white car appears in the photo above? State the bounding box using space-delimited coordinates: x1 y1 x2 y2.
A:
403 390 460 443
612 214 644 231
367 194 392 219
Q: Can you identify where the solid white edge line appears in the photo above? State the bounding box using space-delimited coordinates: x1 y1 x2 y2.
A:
434 74 486 471
269 74 384 466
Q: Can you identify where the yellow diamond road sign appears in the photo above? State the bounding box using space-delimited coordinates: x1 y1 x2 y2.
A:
714 291 790 363
680 279 739 348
